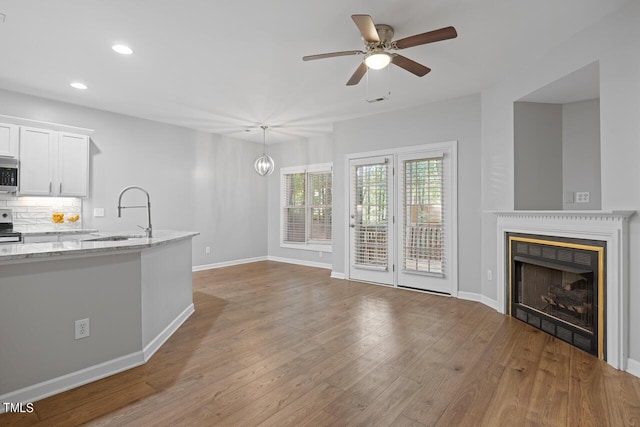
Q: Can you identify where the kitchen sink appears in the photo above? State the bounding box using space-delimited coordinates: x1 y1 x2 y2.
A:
84 235 145 242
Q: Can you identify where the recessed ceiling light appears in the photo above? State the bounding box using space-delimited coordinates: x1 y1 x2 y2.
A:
70 82 88 90
112 44 133 55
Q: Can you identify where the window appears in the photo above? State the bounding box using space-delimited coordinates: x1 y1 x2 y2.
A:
281 163 332 251
401 156 444 275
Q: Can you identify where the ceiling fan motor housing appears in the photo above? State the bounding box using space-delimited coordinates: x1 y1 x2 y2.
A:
370 24 395 50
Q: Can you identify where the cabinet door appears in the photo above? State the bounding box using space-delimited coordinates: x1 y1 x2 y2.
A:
58 132 89 197
19 127 56 195
0 123 19 158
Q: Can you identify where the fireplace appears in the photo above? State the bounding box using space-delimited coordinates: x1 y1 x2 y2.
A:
495 210 633 369
508 233 605 358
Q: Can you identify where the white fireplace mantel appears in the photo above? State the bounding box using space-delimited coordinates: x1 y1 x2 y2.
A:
494 210 635 370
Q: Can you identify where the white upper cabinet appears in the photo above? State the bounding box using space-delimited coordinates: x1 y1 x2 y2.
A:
58 132 89 197
0 123 19 158
19 127 56 196
19 127 90 197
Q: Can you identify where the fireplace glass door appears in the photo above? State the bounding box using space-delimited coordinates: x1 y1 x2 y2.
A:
508 234 605 357
516 262 594 333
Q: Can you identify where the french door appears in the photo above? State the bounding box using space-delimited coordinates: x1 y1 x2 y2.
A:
348 156 394 285
348 144 456 294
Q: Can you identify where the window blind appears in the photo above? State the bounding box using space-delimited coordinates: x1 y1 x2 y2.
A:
283 172 306 243
353 162 388 268
282 165 332 247
401 156 445 275
307 171 332 242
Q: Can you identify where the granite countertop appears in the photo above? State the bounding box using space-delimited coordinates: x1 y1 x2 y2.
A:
17 228 99 237
0 230 199 262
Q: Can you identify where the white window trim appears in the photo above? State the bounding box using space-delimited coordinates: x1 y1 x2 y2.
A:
280 162 333 253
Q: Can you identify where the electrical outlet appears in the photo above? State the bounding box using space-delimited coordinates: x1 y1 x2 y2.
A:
576 191 590 203
205 246 211 254
487 269 493 281
75 318 90 340
318 251 323 258
93 208 104 217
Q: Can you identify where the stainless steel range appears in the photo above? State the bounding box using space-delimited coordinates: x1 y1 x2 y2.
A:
0 209 22 244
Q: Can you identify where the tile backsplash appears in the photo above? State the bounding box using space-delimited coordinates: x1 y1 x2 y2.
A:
0 195 82 230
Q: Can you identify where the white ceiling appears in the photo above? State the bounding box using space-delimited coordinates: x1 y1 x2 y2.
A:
0 0 629 143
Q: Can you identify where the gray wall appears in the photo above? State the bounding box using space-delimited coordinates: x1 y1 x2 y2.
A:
513 102 563 210
562 99 601 210
267 134 334 266
0 89 268 267
480 1 640 360
332 94 482 295
0 254 142 394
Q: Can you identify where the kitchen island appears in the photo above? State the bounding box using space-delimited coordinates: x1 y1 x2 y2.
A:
0 230 198 406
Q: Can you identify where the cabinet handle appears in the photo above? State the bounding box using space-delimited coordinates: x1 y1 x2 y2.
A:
59 182 62 194
49 182 52 194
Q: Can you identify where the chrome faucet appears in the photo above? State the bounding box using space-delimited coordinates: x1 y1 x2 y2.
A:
117 186 153 238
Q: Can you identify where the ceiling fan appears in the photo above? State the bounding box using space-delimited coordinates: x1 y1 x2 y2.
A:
303 14 457 86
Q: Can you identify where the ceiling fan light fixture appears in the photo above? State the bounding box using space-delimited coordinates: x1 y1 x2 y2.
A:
364 50 391 70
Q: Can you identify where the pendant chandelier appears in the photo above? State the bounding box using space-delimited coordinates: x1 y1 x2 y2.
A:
254 125 275 176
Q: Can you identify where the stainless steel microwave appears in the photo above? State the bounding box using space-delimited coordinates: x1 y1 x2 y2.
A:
0 158 18 193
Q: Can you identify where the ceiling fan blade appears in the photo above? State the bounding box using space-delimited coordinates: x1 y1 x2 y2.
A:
346 62 368 86
352 14 380 43
391 54 431 77
303 50 364 61
394 26 457 50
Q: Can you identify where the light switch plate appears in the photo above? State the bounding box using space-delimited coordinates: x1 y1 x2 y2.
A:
93 208 105 217
564 191 574 203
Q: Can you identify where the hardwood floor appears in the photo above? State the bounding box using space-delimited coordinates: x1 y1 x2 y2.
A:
2 261 640 426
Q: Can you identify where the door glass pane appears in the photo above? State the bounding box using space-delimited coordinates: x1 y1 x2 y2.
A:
354 163 388 267
402 157 444 273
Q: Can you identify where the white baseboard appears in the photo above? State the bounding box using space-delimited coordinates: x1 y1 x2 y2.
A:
457 291 499 311
457 291 482 302
0 304 194 412
143 304 194 361
267 256 331 270
330 271 346 279
626 358 640 379
192 256 268 272
0 351 145 412
481 295 500 311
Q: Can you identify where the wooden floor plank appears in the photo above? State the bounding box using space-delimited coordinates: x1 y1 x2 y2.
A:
479 326 548 426
0 261 638 426
523 335 572 426
349 375 423 427
567 346 612 426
